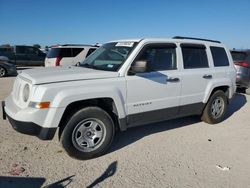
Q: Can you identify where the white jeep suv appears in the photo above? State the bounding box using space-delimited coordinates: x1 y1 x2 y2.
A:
44 44 98 67
2 37 236 159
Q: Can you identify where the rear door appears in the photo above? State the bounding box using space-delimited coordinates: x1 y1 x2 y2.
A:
15 46 28 66
71 48 85 65
126 43 181 127
56 48 73 66
26 47 45 66
45 48 72 66
179 44 212 115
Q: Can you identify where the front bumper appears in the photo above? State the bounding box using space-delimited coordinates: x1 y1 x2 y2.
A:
7 67 17 76
2 101 56 140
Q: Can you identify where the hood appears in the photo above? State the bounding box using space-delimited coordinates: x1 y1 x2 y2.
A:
19 66 119 85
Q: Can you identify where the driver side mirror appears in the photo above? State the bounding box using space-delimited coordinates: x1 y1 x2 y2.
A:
129 60 148 74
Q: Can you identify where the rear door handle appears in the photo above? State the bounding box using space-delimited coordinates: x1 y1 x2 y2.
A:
166 77 180 82
203 74 212 79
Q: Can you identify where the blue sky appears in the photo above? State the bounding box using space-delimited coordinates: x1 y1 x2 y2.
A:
0 0 250 49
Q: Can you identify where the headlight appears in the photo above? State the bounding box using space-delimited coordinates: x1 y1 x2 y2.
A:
23 84 30 102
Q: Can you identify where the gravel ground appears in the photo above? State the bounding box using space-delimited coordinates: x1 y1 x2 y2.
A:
0 76 250 188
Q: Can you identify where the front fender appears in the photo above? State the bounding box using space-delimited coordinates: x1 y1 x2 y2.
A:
51 85 127 119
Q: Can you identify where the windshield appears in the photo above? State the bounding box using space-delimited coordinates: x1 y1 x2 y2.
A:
80 42 137 71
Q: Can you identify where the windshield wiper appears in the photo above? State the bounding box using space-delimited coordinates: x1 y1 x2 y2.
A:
80 63 93 68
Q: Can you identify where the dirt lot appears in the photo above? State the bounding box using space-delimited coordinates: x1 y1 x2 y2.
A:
0 76 250 188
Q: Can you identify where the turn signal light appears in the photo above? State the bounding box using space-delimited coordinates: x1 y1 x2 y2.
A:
29 102 50 109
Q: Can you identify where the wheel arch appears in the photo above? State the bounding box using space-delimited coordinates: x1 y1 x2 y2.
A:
203 85 230 104
58 97 124 138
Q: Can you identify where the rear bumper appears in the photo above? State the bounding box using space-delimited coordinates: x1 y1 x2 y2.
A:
2 101 56 140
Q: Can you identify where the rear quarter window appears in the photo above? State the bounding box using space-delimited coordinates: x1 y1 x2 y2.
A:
210 47 229 67
72 48 84 57
86 48 97 57
47 48 72 58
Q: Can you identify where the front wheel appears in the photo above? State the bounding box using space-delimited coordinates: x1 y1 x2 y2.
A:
60 107 115 160
0 66 6 77
201 90 227 124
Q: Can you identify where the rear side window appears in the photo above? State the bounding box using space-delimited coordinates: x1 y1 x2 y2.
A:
210 47 229 66
16 46 26 54
26 47 39 55
47 48 72 58
181 44 208 69
72 48 84 57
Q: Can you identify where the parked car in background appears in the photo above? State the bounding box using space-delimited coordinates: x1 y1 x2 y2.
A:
0 45 46 66
0 56 17 77
231 50 250 94
44 44 98 67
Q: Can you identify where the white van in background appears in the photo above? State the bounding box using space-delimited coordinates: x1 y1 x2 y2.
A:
44 44 98 67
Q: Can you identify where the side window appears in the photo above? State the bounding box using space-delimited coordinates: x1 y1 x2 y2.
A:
135 44 177 71
181 44 208 69
72 48 84 57
86 48 97 57
210 46 229 66
60 48 72 57
16 46 26 54
26 47 39 55
0 47 12 52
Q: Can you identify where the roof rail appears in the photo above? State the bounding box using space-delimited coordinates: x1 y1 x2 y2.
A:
173 36 221 43
62 44 94 46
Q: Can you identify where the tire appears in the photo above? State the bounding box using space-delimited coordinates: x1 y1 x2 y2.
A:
0 66 6 77
201 90 227 124
60 106 115 160
245 87 250 95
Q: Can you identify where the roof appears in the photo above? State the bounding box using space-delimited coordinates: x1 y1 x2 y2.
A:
110 37 223 45
50 44 99 48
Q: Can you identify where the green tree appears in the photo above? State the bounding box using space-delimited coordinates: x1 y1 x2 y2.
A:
33 44 41 49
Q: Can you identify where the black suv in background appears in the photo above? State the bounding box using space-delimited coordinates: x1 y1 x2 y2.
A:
231 50 250 94
0 45 46 66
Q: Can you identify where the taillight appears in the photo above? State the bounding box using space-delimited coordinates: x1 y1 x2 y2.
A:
234 61 249 68
55 57 62 66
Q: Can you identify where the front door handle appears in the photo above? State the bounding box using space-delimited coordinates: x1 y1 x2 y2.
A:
203 74 213 79
166 77 180 82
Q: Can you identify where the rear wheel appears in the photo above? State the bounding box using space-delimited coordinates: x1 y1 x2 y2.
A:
60 106 115 160
0 66 6 77
201 90 227 124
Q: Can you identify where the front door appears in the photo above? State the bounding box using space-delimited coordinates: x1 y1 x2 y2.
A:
126 43 181 127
